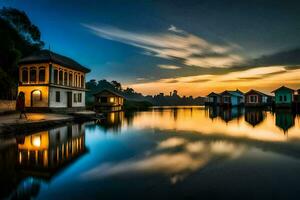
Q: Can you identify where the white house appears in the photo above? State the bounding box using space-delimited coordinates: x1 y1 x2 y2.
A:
18 50 90 112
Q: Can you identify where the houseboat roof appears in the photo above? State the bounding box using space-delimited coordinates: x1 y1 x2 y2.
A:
221 90 244 97
207 92 221 97
245 89 271 97
93 88 125 98
18 50 91 73
271 86 294 93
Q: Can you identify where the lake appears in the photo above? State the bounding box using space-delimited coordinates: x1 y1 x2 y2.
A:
1 106 300 200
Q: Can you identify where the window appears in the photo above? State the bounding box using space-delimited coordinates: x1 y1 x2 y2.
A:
22 68 28 83
249 95 257 103
78 93 82 102
223 96 230 103
81 75 84 88
284 95 287 101
100 97 107 103
59 70 63 85
279 95 283 101
30 67 37 82
69 72 73 87
39 67 45 82
74 93 77 103
54 69 58 84
56 91 60 102
64 71 68 86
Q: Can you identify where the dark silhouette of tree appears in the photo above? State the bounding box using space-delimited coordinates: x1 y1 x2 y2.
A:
85 79 205 107
0 7 44 99
111 80 122 91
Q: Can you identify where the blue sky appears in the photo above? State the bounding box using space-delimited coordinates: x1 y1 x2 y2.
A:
1 0 300 95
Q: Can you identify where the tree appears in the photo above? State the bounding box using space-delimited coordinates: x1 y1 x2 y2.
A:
0 7 44 99
111 80 122 91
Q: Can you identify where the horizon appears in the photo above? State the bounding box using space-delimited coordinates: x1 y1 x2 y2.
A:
1 0 300 96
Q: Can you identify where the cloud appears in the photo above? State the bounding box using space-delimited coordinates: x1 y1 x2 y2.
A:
82 23 243 68
127 65 300 96
168 25 185 33
158 64 181 69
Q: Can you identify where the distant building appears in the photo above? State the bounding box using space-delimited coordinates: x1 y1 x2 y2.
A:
294 89 300 107
245 89 273 107
220 90 244 107
271 86 294 107
206 92 221 106
94 89 125 112
18 50 90 112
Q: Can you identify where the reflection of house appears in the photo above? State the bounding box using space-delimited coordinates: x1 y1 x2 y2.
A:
219 107 243 123
97 111 124 133
245 109 265 127
17 123 86 179
245 89 273 107
220 90 244 107
272 86 294 108
208 106 220 119
18 50 90 112
206 92 221 106
275 110 295 133
94 89 125 112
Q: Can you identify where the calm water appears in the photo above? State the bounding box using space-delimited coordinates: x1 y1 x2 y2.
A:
1 106 300 200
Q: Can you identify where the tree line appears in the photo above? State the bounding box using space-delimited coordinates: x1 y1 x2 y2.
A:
86 79 205 106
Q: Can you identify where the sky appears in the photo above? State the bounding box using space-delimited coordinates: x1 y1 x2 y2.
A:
1 0 300 96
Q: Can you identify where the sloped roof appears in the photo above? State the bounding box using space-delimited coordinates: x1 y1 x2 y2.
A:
221 90 244 97
93 88 125 98
271 86 294 93
245 89 272 97
18 50 90 73
207 92 221 97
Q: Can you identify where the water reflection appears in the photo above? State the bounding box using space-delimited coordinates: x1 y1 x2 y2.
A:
82 137 247 184
1 107 300 199
275 110 295 133
244 108 266 127
0 123 87 199
100 107 300 142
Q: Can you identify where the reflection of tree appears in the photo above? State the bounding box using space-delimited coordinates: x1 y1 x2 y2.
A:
275 110 295 133
9 178 41 200
245 108 266 127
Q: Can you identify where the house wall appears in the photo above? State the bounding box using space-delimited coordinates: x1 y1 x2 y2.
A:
245 93 262 104
275 90 293 104
49 87 85 108
18 85 49 107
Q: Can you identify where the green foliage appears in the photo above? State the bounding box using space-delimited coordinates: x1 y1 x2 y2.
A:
123 100 153 111
0 7 44 99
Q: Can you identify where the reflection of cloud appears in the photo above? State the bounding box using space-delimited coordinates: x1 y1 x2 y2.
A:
158 137 186 149
82 24 242 68
82 138 246 183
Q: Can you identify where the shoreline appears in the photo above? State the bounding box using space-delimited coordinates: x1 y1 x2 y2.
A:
0 112 96 136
